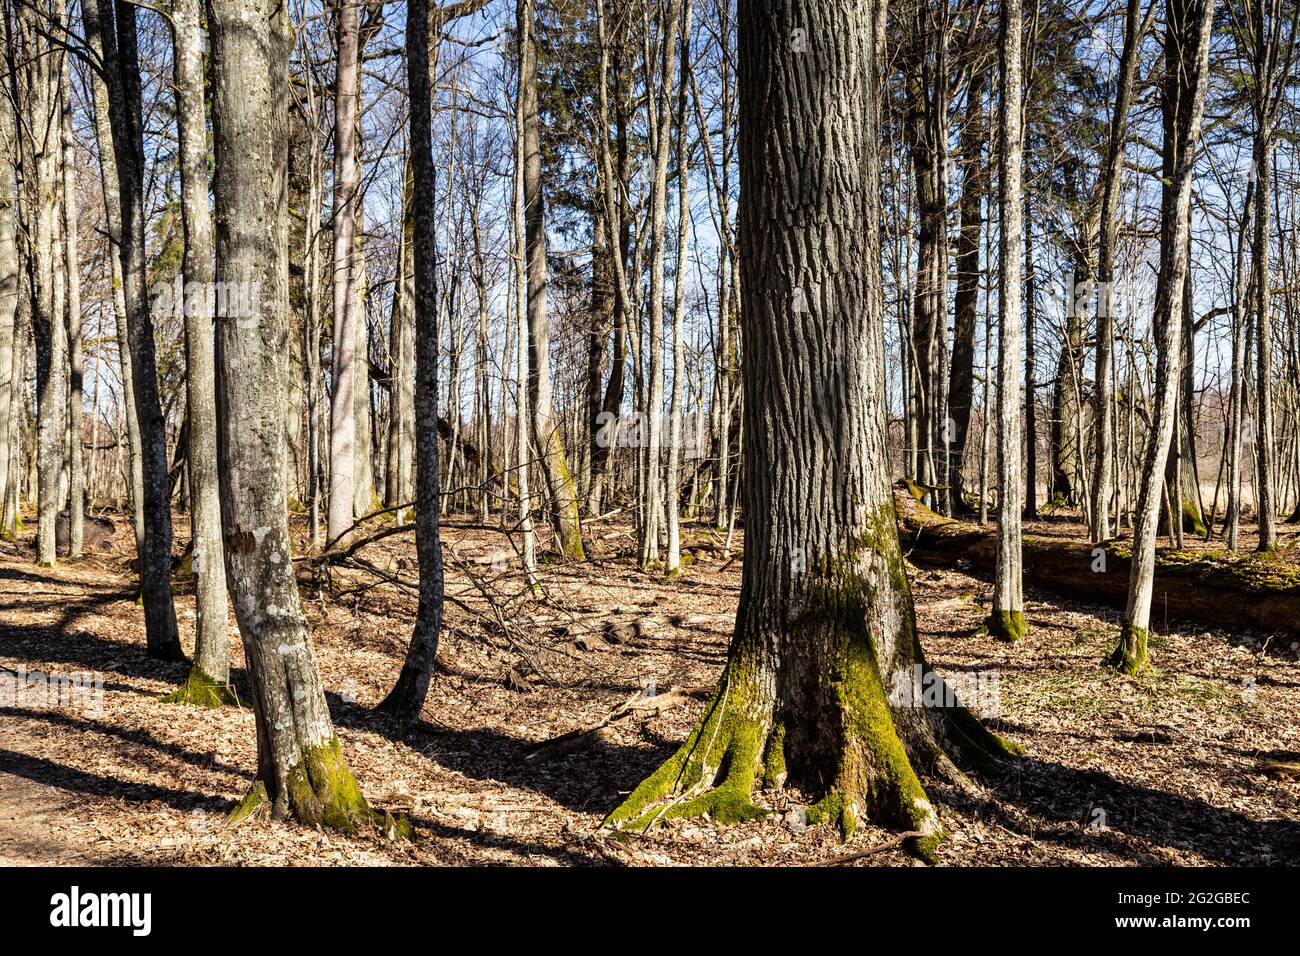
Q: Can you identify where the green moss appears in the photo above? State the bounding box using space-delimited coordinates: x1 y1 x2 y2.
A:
987 609 1027 642
1106 623 1149 675
162 666 239 708
287 736 377 834
228 781 269 825
603 670 768 831
1181 498 1208 537
761 721 787 790
35 559 57 569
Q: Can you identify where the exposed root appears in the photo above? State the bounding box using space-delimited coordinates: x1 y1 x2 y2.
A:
227 781 269 826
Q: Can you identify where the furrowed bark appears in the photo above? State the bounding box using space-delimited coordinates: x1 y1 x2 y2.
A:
605 0 1014 859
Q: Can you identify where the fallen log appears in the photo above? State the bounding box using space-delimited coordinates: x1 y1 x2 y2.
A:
893 482 1300 637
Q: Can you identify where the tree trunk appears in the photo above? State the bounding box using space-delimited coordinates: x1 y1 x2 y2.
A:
1253 136 1277 551
210 0 385 831
92 0 184 660
1109 0 1215 675
946 69 985 516
518 0 583 560
83 5 144 554
991 0 1026 642
605 0 1014 858
15 0 63 567
60 69 84 558
1091 0 1150 542
0 73 17 539
376 0 444 726
327 0 361 544
163 0 233 703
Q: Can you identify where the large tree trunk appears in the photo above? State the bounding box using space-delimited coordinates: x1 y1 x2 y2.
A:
1109 0 1216 675
376 0 444 726
210 0 384 831
164 0 233 704
604 0 1014 858
518 0 583 560
327 0 362 544
991 0 1025 642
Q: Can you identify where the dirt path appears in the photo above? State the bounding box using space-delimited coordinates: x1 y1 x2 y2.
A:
0 768 91 865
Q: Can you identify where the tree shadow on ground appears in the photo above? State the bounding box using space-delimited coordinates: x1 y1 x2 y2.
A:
944 751 1300 865
330 698 674 819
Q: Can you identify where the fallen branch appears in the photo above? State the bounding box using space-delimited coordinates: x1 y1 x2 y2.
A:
523 685 711 761
815 830 924 866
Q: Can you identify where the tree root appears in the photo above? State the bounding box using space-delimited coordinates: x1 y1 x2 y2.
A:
603 642 1021 866
603 676 768 832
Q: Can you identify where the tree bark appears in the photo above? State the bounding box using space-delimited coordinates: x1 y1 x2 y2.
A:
210 0 384 831
0 66 17 539
60 66 84 558
376 0 444 726
82 1 144 554
164 0 233 702
1109 0 1216 675
1091 0 1151 542
946 69 985 516
518 0 584 560
327 0 362 544
605 0 1014 858
991 0 1025 642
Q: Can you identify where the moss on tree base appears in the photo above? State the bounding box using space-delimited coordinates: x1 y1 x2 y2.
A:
987 609 1027 642
229 738 412 840
1106 624 1149 675
162 666 239 708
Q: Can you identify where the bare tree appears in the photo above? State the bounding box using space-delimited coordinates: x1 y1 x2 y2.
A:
1109 0 1216 674
210 0 383 830
990 0 1025 642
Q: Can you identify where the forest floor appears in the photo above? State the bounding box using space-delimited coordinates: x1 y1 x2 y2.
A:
2 506 1299 867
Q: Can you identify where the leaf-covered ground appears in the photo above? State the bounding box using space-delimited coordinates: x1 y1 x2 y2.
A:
1 510 1298 866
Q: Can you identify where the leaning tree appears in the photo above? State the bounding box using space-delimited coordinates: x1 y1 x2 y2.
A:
603 0 1017 858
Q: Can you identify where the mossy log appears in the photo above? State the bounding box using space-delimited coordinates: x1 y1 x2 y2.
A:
894 482 1300 637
